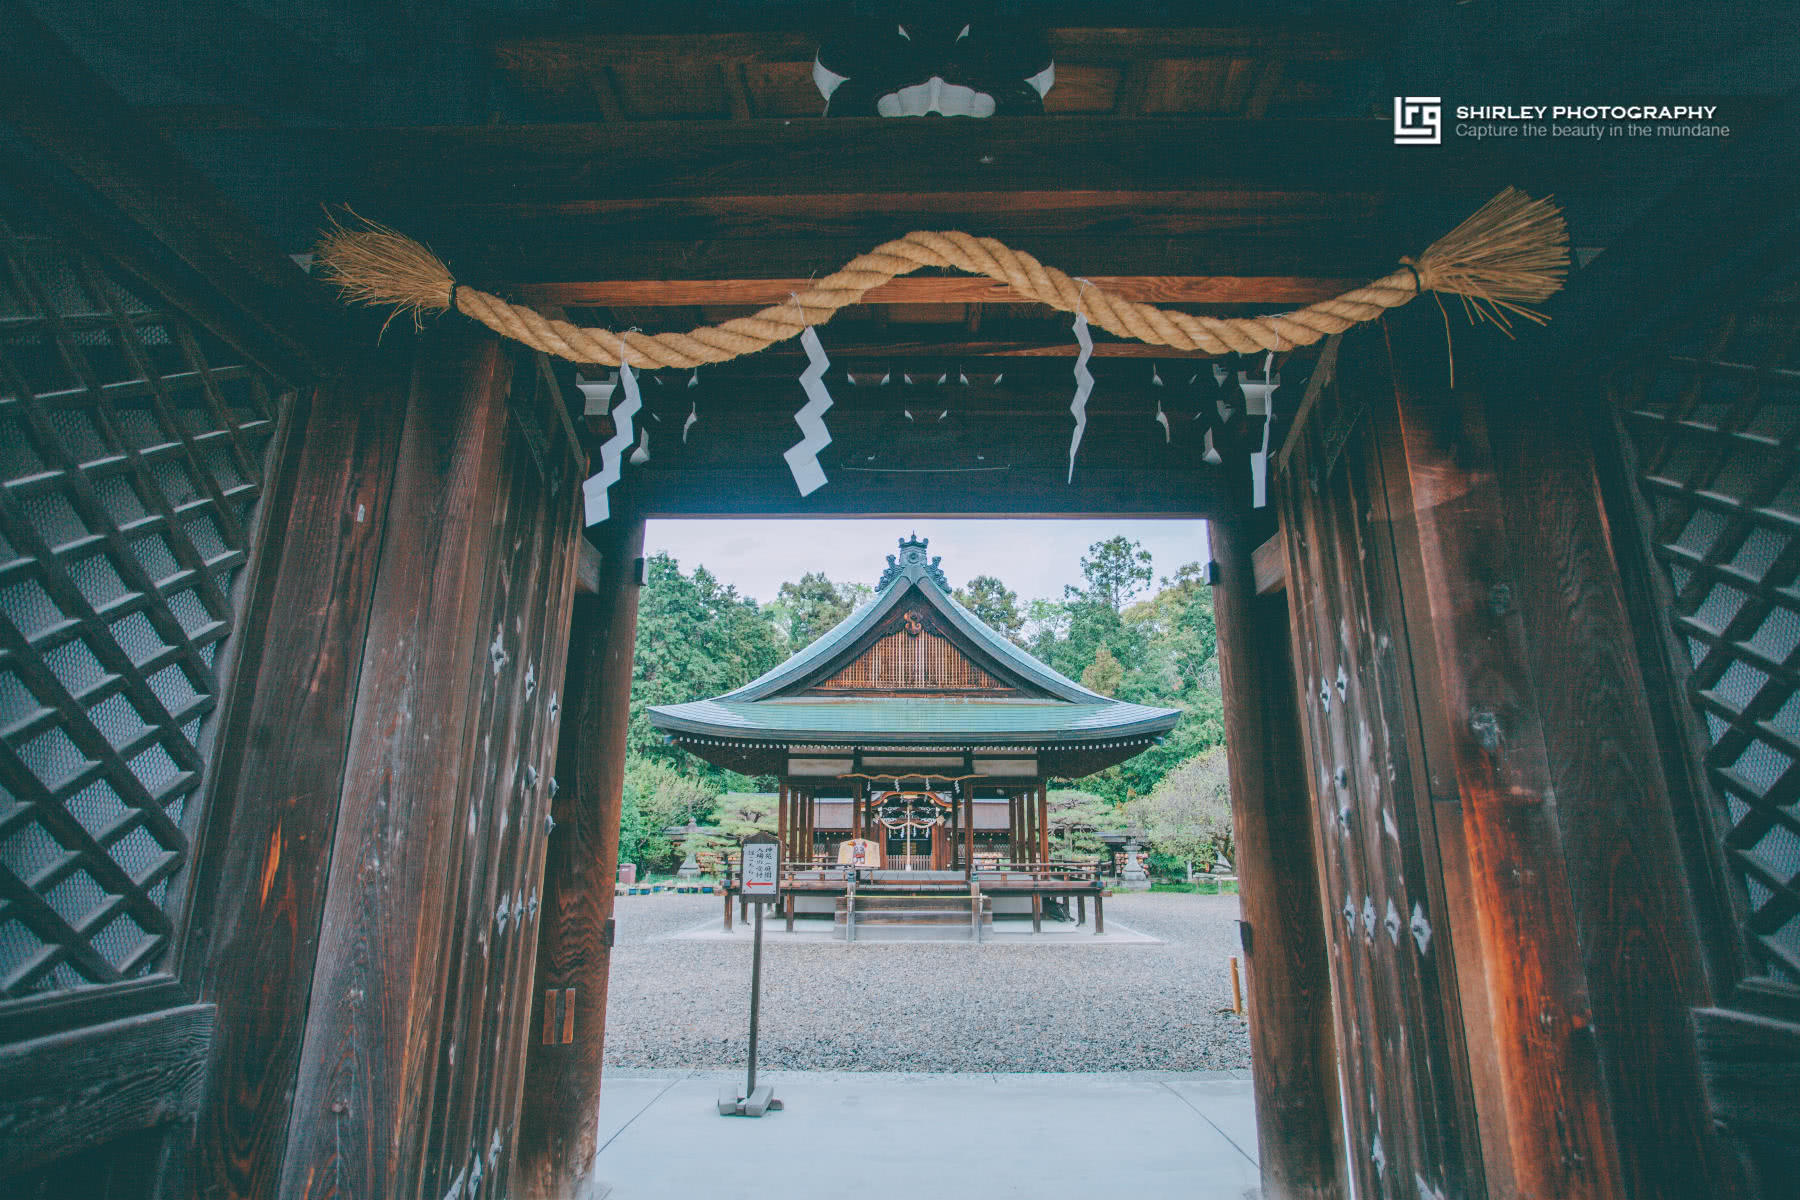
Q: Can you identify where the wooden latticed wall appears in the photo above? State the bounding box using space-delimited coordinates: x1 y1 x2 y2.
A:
1616 271 1800 986
0 208 288 1002
813 620 1007 692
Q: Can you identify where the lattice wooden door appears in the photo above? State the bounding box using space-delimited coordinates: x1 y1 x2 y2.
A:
0 201 291 1183
1614 262 1800 1184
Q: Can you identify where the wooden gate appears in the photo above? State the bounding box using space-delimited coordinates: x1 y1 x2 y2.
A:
1276 341 1485 1200
0 194 296 1194
278 334 587 1200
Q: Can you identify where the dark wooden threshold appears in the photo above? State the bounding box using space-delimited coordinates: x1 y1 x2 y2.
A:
1693 1003 1800 1141
0 1003 215 1175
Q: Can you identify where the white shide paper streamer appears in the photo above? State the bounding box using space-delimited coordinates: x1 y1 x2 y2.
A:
782 326 835 496
1068 314 1093 483
1239 364 1280 509
582 362 641 526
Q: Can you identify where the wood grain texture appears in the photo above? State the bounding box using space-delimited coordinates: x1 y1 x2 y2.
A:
0 1003 214 1175
1384 331 1626 1200
180 365 410 1199
1482 346 1748 1200
515 513 646 1200
278 329 518 1199
623 466 1230 519
1693 1006 1800 1138
1212 514 1345 1200
1252 530 1286 594
1277 356 1485 1199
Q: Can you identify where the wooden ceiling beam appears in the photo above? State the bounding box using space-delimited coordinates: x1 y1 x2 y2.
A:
620 466 1231 519
521 275 1364 306
492 26 1372 70
195 117 1645 221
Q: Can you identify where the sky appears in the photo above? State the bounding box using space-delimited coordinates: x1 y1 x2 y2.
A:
644 518 1212 605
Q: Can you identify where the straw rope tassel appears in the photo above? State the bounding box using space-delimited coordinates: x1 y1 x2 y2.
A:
317 189 1567 370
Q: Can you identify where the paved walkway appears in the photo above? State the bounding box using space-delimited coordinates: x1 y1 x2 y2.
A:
592 1068 1260 1200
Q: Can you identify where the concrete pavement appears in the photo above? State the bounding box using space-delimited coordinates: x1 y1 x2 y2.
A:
590 1068 1260 1200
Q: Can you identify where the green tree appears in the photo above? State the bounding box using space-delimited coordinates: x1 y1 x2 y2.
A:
1074 535 1154 612
629 553 783 769
1046 789 1125 859
953 574 1024 643
771 571 868 646
713 791 778 842
620 758 720 873
1129 746 1234 874
1081 644 1124 696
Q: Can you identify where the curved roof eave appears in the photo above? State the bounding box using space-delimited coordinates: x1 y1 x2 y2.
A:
645 700 1182 745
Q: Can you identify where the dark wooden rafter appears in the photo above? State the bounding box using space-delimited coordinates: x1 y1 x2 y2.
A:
0 3 349 383
169 115 1655 292
483 23 1380 130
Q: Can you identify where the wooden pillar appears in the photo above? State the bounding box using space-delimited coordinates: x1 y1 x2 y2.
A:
946 788 958 868
1037 783 1050 864
516 511 646 1200
1030 786 1041 863
962 782 975 879
1212 514 1347 1200
776 782 789 860
1015 789 1025 862
1093 891 1104 934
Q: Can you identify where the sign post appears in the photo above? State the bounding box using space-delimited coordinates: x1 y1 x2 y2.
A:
720 832 783 1117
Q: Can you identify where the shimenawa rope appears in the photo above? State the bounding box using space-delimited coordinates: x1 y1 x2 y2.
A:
317 188 1567 369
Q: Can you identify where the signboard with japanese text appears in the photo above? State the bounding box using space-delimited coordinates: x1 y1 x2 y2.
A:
741 833 780 902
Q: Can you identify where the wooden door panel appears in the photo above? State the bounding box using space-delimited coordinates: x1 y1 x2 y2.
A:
279 332 584 1200
1277 347 1484 1200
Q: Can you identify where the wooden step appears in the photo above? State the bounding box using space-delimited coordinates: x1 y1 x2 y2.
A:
834 894 993 928
835 910 996 926
846 895 986 911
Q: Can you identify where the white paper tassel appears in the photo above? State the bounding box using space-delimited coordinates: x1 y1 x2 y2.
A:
1239 362 1280 509
582 362 641 525
1068 314 1093 483
782 326 835 496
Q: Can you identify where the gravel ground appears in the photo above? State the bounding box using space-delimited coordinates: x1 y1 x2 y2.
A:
601 891 1250 1073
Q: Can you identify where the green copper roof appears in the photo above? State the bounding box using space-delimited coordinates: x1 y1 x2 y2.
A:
650 697 1180 743
649 535 1179 747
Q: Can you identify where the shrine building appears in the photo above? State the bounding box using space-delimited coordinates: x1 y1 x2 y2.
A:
649 535 1178 932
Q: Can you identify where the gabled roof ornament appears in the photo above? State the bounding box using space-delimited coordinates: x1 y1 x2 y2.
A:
878 534 948 591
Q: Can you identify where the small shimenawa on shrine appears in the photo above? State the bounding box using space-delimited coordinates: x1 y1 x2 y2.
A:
649 535 1179 935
